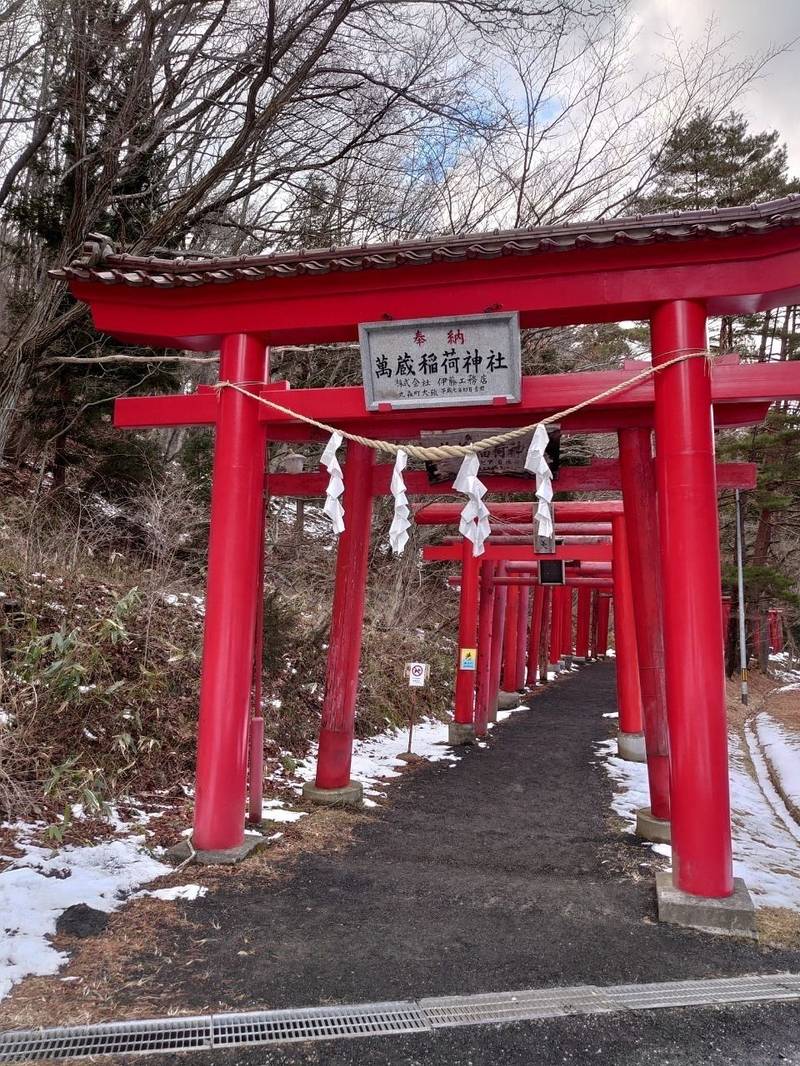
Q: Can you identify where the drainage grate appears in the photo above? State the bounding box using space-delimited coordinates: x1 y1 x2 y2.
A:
419 985 615 1028
605 973 800 1012
0 1015 212 1063
211 1002 428 1048
2 974 800 1063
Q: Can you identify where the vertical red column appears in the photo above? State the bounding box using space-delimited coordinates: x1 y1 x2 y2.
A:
515 584 530 690
611 515 645 760
539 586 552 681
474 561 496 736
526 586 545 686
618 428 671 824
596 593 611 656
652 299 733 899
194 335 269 853
560 588 574 659
549 587 562 669
311 441 375 796
575 587 591 660
502 584 521 691
452 537 480 742
488 565 508 715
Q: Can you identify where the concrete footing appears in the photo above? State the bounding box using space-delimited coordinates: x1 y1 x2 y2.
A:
302 779 364 807
448 721 477 745
656 871 758 939
618 731 647 763
497 691 522 710
635 806 671 844
166 831 266 866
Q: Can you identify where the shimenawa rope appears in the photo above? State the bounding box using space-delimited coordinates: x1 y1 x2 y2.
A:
212 348 712 462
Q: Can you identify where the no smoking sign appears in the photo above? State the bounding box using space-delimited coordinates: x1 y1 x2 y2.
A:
406 662 430 688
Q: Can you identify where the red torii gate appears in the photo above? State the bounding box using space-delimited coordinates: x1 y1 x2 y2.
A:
55 196 800 929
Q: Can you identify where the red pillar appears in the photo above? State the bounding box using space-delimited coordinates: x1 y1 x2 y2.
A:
575 587 591 659
560 588 574 658
488 565 508 712
515 584 530 690
549 588 562 668
454 536 480 726
775 610 785 653
652 298 733 898
611 515 644 739
474 561 496 736
194 334 269 852
314 441 375 790
596 593 611 656
618 427 671 822
721 595 732 640
502 584 521 691
526 586 545 685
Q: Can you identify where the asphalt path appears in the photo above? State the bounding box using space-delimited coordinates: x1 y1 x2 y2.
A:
118 663 800 1065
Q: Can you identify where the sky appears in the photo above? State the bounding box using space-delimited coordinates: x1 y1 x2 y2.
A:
630 0 800 173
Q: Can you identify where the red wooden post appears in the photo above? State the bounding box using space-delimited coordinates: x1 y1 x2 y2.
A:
775 610 785 653
611 515 645 760
488 564 508 716
502 583 521 691
596 592 611 656
618 427 671 824
474 560 496 736
539 587 552 680
515 584 530 690
549 587 562 669
590 590 600 658
526 586 545 685
721 595 732 640
652 298 733 899
193 334 269 853
452 536 480 742
575 587 591 660
560 588 574 659
247 485 268 826
310 441 375 797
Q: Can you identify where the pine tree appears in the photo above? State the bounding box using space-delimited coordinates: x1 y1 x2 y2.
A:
635 111 800 668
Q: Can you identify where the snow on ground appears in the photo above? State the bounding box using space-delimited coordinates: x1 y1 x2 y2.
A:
0 834 172 1000
753 712 800 817
292 706 528 803
596 733 800 910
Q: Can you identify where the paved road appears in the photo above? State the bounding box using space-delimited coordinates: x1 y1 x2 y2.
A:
117 664 800 1064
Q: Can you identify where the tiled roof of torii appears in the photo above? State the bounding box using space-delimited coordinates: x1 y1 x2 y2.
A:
53 195 800 290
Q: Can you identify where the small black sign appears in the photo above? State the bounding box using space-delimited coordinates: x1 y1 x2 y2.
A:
539 559 565 585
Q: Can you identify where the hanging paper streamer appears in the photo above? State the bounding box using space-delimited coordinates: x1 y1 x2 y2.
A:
453 453 491 556
320 432 345 535
389 449 411 554
524 423 554 539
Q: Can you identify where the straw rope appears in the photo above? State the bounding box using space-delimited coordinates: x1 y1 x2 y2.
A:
213 348 712 462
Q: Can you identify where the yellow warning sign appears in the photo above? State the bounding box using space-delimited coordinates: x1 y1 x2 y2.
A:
460 647 477 671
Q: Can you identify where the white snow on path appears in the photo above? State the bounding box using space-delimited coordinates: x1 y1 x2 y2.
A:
753 712 800 817
0 836 172 1001
293 705 529 802
596 733 800 911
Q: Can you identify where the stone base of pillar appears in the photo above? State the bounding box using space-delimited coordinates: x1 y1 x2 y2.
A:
166 831 266 866
618 731 647 763
573 656 586 664
497 691 522 710
635 806 671 844
302 780 364 807
655 871 757 939
448 722 477 745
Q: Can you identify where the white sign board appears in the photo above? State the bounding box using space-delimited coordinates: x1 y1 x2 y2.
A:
406 662 430 688
359 312 521 411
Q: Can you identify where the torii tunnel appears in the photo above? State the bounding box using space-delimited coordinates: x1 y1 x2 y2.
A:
56 195 800 916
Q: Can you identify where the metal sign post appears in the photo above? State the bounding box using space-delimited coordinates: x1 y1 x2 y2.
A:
404 662 430 753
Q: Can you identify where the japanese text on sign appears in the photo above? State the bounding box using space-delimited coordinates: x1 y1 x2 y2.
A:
359 312 521 410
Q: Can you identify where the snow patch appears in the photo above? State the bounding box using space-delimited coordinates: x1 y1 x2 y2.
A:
137 884 207 902
0 836 171 1000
